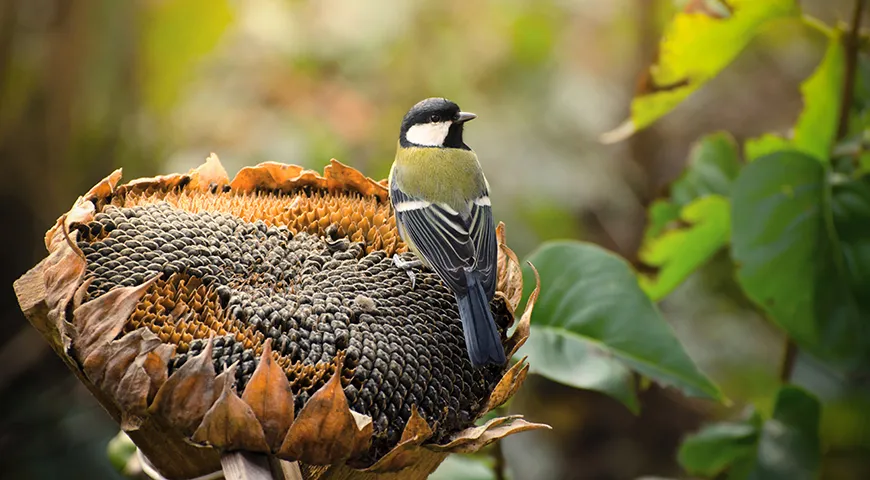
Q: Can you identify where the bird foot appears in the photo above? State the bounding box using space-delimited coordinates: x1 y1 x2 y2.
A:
392 254 423 289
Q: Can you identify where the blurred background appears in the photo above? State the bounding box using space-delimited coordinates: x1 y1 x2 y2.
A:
0 0 866 479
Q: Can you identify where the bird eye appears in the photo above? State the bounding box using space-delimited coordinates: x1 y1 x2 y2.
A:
429 114 441 123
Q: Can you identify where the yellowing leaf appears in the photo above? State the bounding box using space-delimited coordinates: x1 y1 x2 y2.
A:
745 134 794 162
744 30 845 163
639 195 731 301
603 0 798 142
793 30 845 162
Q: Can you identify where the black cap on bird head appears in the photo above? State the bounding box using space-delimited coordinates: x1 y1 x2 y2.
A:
399 97 476 150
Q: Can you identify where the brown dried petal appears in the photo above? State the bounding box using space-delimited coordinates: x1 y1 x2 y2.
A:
149 337 217 435
193 365 270 452
42 235 87 331
83 329 162 414
505 263 539 359
428 416 551 454
230 162 306 191
484 357 530 413
241 338 295 452
324 159 389 203
72 277 94 312
187 153 229 191
278 354 372 464
359 405 434 473
495 223 524 311
142 343 175 404
121 172 188 195
212 362 239 405
72 275 160 361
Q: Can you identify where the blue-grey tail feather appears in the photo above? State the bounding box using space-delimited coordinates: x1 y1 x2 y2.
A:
456 272 506 367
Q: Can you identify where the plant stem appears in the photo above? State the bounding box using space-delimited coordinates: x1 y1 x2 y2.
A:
493 440 507 480
802 14 836 38
779 339 798 383
491 405 508 480
836 0 867 140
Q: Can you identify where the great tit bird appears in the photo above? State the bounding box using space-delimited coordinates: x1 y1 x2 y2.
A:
389 98 506 367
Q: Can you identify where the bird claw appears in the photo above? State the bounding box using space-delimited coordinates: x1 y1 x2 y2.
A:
393 254 422 290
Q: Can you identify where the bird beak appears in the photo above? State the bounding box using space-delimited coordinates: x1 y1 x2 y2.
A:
456 111 477 123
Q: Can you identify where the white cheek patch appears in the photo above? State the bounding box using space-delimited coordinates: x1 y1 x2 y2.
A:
405 121 451 146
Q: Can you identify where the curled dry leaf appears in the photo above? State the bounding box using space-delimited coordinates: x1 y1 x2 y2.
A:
484 357 530 413
279 353 373 465
141 343 175 405
505 263 540 359
323 159 389 202
230 162 307 192
187 153 230 191
72 275 160 361
430 416 551 455
495 223 524 313
84 328 162 416
193 363 270 452
360 405 434 473
42 234 87 331
241 338 295 452
149 337 217 436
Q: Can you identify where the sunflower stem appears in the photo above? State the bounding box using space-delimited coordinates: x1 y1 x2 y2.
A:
221 452 277 480
491 405 508 480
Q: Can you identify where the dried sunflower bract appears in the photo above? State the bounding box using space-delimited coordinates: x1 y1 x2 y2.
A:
14 154 546 479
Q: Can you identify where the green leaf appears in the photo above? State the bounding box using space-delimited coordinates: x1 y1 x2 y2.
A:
730 151 870 366
744 134 794 162
520 327 638 412
602 0 798 141
645 199 682 240
745 32 845 163
748 386 821 480
141 0 234 112
670 132 742 206
678 415 761 477
678 387 821 480
793 30 845 162
430 455 495 480
521 241 722 412
639 195 731 301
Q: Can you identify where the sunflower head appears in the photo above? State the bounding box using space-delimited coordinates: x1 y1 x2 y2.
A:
16 154 546 479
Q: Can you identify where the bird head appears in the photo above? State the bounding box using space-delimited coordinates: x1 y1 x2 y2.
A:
399 97 476 149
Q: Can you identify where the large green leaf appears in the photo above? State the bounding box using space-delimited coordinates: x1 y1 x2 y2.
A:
678 414 761 477
520 241 722 412
748 386 821 480
639 195 731 301
730 151 870 366
677 387 821 480
603 0 798 142
745 31 845 163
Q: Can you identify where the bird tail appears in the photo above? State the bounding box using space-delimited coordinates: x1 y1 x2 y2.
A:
456 271 506 367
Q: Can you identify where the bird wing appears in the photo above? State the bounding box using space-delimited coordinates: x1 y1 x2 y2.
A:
391 182 497 297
